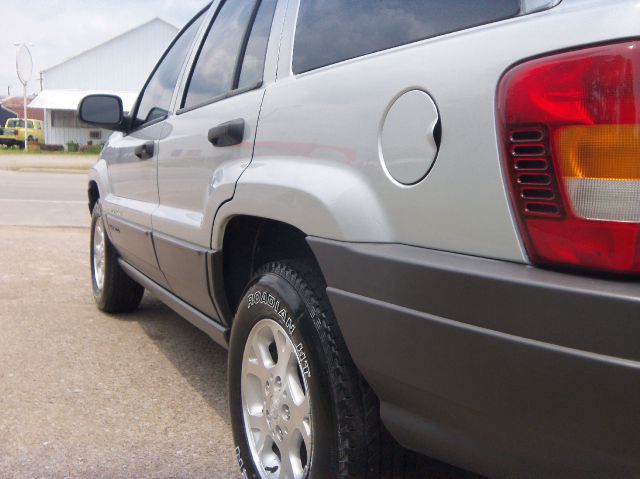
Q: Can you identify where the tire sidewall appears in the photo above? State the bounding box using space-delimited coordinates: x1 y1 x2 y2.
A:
229 268 337 479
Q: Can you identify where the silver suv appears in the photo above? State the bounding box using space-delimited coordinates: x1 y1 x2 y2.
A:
80 0 640 477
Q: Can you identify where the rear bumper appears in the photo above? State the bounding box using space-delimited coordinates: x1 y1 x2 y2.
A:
0 138 20 146
309 238 640 478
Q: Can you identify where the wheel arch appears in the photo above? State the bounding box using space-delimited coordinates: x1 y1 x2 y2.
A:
87 159 109 213
219 215 322 320
88 180 99 213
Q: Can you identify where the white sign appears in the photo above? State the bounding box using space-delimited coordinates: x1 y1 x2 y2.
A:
16 44 33 86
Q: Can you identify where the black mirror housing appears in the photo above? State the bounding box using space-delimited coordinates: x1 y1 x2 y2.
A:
78 95 128 132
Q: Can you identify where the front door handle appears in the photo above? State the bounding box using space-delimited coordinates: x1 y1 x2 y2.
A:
208 119 245 147
134 141 154 160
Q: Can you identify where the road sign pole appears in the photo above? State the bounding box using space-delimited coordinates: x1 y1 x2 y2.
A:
23 84 27 151
15 43 33 152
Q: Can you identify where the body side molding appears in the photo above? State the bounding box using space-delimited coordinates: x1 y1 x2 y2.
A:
119 259 229 349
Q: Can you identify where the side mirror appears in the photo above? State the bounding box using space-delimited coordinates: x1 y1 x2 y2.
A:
78 95 127 132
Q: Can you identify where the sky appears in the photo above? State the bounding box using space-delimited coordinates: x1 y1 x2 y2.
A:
0 0 208 97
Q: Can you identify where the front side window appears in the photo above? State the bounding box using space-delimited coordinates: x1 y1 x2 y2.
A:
293 0 520 74
182 0 258 110
133 11 205 128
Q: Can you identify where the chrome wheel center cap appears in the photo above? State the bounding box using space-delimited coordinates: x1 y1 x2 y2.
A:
265 378 284 435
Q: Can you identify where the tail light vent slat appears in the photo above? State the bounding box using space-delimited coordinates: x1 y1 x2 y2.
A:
521 188 554 200
512 144 546 157
525 202 560 216
510 129 544 142
515 159 548 171
517 173 551 185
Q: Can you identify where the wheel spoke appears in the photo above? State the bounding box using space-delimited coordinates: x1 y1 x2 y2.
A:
278 449 296 479
287 386 311 458
245 411 270 457
244 352 271 385
274 334 295 381
287 376 311 425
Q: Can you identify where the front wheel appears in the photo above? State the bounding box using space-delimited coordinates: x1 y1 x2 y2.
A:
90 202 143 313
229 261 401 479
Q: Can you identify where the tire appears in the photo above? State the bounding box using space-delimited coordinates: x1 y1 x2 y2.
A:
90 202 144 313
229 261 408 479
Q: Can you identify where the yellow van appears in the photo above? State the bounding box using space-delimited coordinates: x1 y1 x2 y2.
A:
0 118 44 147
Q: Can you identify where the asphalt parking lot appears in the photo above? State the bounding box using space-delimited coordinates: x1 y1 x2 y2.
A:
0 160 480 478
0 165 239 478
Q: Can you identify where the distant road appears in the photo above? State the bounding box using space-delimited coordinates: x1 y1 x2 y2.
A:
0 170 89 227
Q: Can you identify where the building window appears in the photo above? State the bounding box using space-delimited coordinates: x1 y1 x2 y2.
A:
89 130 102 140
51 110 92 129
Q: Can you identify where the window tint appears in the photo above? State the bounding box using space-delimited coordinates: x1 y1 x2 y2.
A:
182 0 257 110
134 12 204 127
237 0 278 90
293 0 520 74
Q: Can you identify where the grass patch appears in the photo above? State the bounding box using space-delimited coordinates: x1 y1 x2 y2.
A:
0 148 99 156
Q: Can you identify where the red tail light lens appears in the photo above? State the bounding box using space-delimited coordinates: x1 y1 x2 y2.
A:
499 41 640 274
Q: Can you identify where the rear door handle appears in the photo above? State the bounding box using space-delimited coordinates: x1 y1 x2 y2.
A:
134 141 154 160
208 119 245 147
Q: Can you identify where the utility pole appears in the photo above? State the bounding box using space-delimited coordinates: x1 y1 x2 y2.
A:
38 72 44 91
7 86 10 97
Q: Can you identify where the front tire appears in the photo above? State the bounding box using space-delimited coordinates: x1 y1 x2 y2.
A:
229 261 400 478
90 202 143 313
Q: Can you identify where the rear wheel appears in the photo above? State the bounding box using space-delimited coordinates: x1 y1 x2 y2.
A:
229 261 407 478
90 202 143 313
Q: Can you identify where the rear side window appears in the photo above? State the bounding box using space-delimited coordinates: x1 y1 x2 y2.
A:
293 0 521 74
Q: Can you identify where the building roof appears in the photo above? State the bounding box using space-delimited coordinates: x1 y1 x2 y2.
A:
0 104 17 115
30 90 138 113
1 96 44 121
42 18 178 73
42 18 180 93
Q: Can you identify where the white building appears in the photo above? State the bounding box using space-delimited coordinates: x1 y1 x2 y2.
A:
31 18 179 148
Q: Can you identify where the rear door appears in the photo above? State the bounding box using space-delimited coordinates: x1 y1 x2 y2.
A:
152 0 279 318
102 12 205 286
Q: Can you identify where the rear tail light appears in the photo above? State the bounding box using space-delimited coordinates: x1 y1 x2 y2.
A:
499 41 640 274
13 130 19 135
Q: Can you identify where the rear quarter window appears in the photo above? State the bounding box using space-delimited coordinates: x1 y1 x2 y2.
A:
293 0 521 74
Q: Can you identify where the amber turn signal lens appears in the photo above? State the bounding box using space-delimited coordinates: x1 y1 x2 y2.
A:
556 125 640 180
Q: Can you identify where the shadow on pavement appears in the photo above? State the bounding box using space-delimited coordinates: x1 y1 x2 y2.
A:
119 294 232 427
